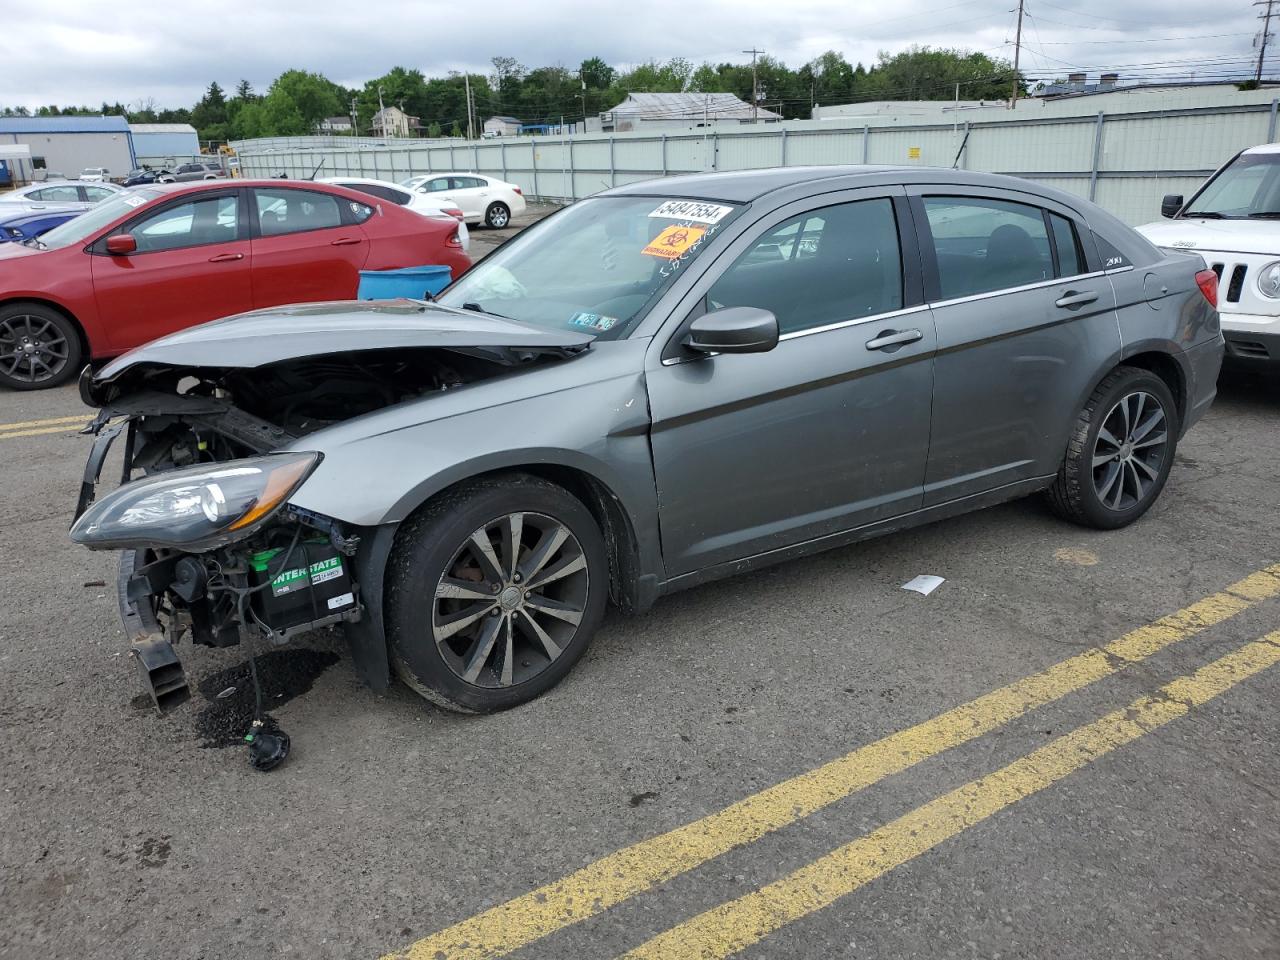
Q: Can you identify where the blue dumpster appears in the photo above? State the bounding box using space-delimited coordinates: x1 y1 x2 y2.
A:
357 265 454 301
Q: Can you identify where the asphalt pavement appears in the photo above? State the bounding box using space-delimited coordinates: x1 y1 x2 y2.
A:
1 236 1278 960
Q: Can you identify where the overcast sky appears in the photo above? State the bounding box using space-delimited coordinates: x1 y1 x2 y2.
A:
0 0 1267 110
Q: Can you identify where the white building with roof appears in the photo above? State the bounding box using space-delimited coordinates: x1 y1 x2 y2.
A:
128 123 200 164
600 92 782 132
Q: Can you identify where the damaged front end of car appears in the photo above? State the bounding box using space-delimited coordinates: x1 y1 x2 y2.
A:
69 299 592 718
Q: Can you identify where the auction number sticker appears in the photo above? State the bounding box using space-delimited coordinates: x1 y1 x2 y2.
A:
642 224 706 260
122 195 147 207
648 200 733 224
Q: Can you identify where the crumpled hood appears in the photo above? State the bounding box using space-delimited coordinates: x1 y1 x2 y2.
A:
1136 217 1280 257
91 299 592 391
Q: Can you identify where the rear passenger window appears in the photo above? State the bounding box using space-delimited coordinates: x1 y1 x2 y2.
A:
923 197 1052 299
1049 213 1085 278
255 189 343 236
707 198 902 335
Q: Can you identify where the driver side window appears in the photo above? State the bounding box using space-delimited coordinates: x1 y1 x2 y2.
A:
706 198 903 335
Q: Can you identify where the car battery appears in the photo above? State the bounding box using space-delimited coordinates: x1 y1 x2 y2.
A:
248 540 357 634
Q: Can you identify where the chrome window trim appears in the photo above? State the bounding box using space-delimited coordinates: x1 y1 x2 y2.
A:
1105 265 1135 275
927 270 1107 309
778 304 931 342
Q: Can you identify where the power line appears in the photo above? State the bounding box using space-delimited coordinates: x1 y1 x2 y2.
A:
1258 0 1277 85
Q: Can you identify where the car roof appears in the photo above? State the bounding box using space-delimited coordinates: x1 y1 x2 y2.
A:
599 164 1063 204
317 175 408 189
139 179 348 196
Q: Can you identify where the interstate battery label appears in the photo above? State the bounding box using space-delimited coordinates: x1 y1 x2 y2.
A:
641 225 706 260
270 556 344 597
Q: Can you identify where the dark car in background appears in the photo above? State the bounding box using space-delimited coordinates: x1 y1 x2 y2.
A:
123 167 172 187
0 178 470 389
69 166 1223 717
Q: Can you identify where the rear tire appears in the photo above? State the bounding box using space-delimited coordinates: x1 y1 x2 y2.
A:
484 202 511 229
1046 366 1179 529
386 474 608 713
0 302 83 390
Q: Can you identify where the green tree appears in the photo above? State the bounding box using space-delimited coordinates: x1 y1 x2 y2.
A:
862 46 1021 102
579 56 615 89
235 79 256 101
450 119 462 137
427 120 442 138
270 70 343 127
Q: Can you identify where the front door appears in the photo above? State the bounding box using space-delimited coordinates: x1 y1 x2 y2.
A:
647 192 937 578
908 189 1122 505
90 189 252 352
249 186 370 308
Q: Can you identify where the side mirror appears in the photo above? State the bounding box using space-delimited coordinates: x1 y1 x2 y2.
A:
1161 194 1184 219
684 306 779 355
105 233 137 255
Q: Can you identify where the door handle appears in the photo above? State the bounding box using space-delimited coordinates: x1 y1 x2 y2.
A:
1054 290 1099 309
330 237 363 246
865 328 924 351
208 252 243 263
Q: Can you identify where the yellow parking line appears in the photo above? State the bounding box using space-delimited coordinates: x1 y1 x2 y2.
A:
0 414 91 431
0 424 89 441
383 564 1280 960
620 632 1280 960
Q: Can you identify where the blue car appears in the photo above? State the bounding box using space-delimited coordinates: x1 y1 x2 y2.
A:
0 207 81 244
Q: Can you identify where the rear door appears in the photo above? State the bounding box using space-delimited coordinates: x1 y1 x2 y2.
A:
907 187 1121 505
89 188 252 351
448 176 490 219
248 186 371 308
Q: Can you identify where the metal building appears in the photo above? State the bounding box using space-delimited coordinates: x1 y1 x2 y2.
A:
129 123 199 165
0 116 135 182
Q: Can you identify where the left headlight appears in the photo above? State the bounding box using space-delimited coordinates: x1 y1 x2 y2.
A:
1257 261 1280 299
69 452 320 551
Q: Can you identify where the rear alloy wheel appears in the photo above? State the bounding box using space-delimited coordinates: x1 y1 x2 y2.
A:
387 475 608 712
484 201 511 229
1047 366 1179 529
0 303 82 390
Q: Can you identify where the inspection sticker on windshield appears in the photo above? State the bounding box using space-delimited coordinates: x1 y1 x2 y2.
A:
648 200 733 224
642 224 706 260
568 312 618 331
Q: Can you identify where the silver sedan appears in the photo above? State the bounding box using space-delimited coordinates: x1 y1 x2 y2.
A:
71 166 1223 720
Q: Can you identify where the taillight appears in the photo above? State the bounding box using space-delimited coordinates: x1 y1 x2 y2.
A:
444 207 464 220
511 186 522 196
447 228 462 248
1195 268 1218 308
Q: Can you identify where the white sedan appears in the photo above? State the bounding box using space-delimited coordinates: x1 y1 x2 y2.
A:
317 176 470 252
400 173 526 228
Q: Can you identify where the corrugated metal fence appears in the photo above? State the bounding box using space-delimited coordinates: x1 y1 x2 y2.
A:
233 99 1280 225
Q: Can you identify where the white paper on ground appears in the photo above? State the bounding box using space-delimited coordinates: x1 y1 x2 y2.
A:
901 575 945 596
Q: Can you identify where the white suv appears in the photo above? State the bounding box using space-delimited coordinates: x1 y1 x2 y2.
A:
1138 144 1280 371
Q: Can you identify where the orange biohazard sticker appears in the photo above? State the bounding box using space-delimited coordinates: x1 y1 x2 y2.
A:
641 224 706 260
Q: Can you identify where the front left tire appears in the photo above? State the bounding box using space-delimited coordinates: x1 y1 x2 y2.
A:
386 474 608 713
0 302 83 390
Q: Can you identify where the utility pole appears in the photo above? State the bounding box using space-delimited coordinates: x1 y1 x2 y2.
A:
377 85 386 135
464 73 475 139
349 96 358 137
742 48 763 121
1010 0 1025 109
1257 0 1277 86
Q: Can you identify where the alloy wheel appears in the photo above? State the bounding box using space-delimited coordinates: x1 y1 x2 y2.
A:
1091 390 1168 511
432 511 589 688
488 205 509 228
0 314 70 384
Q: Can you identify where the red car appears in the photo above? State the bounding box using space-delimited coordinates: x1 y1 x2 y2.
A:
0 179 471 390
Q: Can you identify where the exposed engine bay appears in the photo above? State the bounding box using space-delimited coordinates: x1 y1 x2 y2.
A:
73 340 585 720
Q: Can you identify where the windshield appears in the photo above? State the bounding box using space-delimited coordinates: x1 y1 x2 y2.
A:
437 195 741 339
37 188 163 250
1184 152 1280 218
